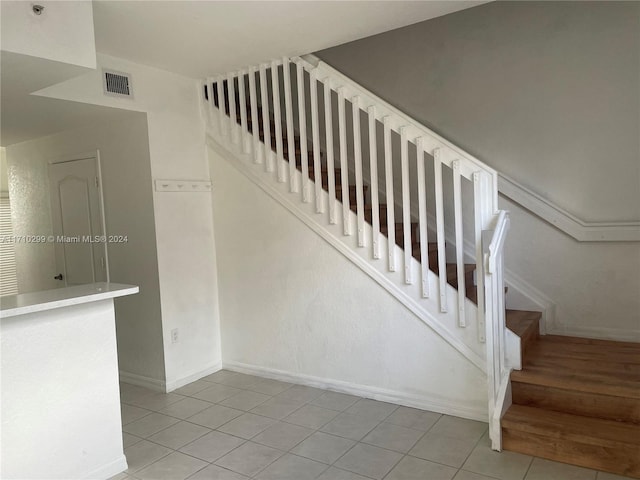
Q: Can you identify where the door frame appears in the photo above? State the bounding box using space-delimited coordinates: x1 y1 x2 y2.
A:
48 149 110 283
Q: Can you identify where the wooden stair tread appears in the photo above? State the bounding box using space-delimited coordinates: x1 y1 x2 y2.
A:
541 334 640 351
505 310 541 337
503 405 640 447
528 339 640 365
510 367 640 399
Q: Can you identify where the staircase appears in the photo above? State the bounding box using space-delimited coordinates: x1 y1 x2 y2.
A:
201 55 639 478
506 311 640 478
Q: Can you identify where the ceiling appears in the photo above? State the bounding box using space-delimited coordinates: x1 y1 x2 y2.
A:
2 0 486 147
93 0 487 79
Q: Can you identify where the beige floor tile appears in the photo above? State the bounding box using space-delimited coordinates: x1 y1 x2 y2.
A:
525 458 597 480
334 443 403 480
215 373 264 390
409 431 478 467
283 404 339 429
291 431 356 464
124 440 172 473
173 380 213 396
250 397 306 419
219 390 271 411
121 404 153 425
463 442 533 480
179 430 245 463
123 432 144 448
252 421 314 450
215 441 283 477
385 406 442 431
245 378 293 396
315 467 371 480
344 399 398 421
255 453 328 480
147 420 210 449
320 412 381 441
135 451 207 480
428 415 488 441
187 405 243 429
126 392 186 412
276 385 326 403
217 412 276 439
186 463 250 479
192 384 242 403
122 412 180 438
385 455 457 480
159 397 213 419
201 370 240 384
362 422 424 453
454 470 501 480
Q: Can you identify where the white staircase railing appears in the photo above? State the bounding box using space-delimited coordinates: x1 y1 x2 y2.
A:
202 55 513 448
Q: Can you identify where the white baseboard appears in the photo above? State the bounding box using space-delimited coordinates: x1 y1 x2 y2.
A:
223 360 488 422
118 371 166 393
547 324 640 343
165 362 222 392
83 454 127 480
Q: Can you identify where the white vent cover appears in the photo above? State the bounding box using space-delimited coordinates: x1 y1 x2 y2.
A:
103 69 133 98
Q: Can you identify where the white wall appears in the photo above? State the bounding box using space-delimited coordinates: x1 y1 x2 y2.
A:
0 0 96 69
317 1 640 339
211 148 487 420
1 299 126 479
0 148 8 193
5 114 167 381
36 54 221 389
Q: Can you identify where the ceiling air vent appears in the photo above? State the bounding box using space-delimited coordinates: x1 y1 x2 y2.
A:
103 69 133 98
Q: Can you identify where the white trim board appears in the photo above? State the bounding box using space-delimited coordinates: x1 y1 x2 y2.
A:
119 370 166 393
498 174 640 242
223 360 488 422
165 362 222 392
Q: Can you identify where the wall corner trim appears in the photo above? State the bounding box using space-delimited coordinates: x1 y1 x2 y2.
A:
498 174 640 242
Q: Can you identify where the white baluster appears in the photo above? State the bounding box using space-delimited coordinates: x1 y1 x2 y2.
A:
400 127 412 283
259 65 274 172
310 69 323 213
324 78 337 224
216 76 226 137
271 61 285 182
282 58 297 192
248 67 262 164
238 71 250 153
204 78 214 130
337 87 351 235
453 160 466 326
416 137 429 297
434 148 447 312
368 106 380 259
383 116 396 271
353 96 365 247
228 72 239 144
296 64 310 202
474 171 487 342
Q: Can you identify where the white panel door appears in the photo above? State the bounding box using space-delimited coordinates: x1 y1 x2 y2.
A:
48 157 107 286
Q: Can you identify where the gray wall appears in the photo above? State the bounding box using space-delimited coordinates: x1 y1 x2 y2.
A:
317 1 640 223
6 114 166 380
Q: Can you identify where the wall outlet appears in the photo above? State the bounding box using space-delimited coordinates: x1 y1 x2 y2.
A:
171 328 179 344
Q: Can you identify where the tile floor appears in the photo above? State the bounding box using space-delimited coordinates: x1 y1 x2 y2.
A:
111 370 634 480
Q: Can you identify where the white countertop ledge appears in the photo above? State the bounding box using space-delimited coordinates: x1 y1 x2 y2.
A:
0 283 139 319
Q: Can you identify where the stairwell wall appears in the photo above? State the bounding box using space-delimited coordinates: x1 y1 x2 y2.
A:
317 1 640 339
210 145 488 420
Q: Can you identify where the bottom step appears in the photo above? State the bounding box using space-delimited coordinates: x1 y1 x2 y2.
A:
502 405 640 478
